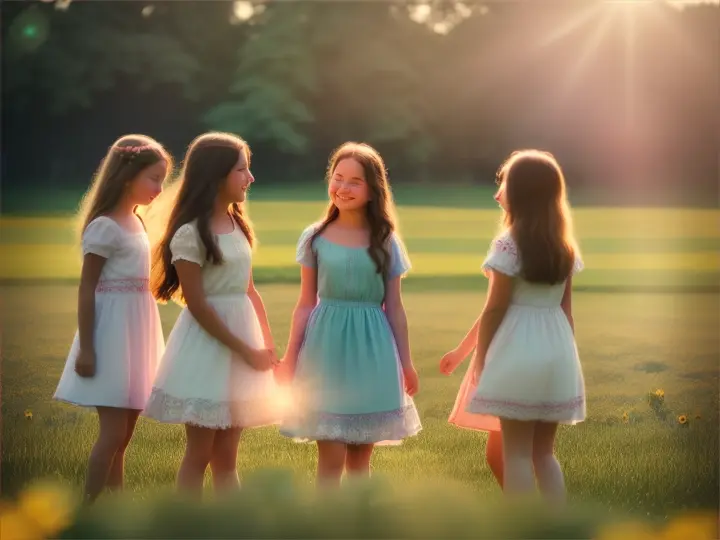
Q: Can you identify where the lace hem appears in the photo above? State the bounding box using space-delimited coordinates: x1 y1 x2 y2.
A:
96 278 150 293
142 388 281 428
466 395 585 423
280 404 422 444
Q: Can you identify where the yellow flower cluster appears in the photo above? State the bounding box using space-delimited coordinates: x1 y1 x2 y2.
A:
597 511 718 540
0 482 73 540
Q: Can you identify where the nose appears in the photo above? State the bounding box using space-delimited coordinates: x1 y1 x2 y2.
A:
248 172 255 184
494 193 500 201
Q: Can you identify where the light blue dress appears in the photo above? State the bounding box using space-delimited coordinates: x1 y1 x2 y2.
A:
280 224 422 445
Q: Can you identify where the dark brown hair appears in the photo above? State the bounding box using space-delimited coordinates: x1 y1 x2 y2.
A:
309 142 398 277
76 134 172 241
152 132 255 303
497 149 578 284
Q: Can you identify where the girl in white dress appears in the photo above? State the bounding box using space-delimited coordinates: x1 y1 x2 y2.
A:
440 149 585 504
143 132 280 497
54 134 172 502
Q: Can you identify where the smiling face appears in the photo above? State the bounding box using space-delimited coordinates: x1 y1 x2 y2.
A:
328 157 371 212
222 148 254 203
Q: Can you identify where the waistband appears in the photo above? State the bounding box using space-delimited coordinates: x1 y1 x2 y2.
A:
96 278 150 294
318 298 381 308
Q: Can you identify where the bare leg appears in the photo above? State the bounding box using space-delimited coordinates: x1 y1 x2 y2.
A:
177 425 216 498
500 419 536 497
210 427 243 493
316 441 347 488
106 409 141 492
83 407 130 503
486 430 504 488
345 443 374 479
532 422 565 505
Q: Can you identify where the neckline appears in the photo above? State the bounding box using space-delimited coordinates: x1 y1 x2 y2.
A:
215 217 237 236
317 235 369 250
97 215 146 236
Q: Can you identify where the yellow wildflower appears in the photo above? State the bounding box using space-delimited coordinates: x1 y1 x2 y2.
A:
16 481 73 536
678 415 688 425
661 512 718 540
654 389 665 399
0 507 41 540
622 412 629 423
24 410 32 420
595 520 656 540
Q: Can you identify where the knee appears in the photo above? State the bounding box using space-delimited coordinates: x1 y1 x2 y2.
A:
211 448 238 472
532 449 556 468
96 430 128 454
184 445 213 469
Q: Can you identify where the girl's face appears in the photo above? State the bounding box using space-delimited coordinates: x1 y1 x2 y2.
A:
128 160 167 206
329 158 370 212
494 180 508 211
223 149 254 203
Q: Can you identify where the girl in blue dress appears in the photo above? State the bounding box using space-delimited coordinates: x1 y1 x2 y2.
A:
277 142 422 486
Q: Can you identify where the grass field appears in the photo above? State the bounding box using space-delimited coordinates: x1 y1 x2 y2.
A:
1 188 718 521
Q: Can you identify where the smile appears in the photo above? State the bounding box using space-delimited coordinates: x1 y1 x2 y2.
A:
336 195 353 201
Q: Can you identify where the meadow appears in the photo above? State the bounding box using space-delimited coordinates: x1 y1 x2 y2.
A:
1 185 718 525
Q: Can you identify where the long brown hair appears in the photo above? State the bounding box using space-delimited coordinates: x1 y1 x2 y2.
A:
152 132 255 303
309 142 398 277
76 134 172 241
497 149 579 284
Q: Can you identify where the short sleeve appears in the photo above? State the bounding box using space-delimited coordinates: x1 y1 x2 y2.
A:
481 234 521 277
388 233 411 279
170 223 205 266
82 217 121 258
296 225 317 268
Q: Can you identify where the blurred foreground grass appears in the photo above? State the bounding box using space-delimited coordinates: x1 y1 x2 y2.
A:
1 472 718 540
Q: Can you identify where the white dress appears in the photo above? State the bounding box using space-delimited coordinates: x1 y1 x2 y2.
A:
54 216 164 410
466 231 586 424
142 220 280 429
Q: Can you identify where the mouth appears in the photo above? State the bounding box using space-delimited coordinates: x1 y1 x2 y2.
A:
335 195 353 202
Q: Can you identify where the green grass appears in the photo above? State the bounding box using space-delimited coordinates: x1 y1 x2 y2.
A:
1 189 719 520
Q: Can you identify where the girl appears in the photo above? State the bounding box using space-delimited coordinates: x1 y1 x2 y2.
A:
54 134 172 503
439 149 585 504
143 132 279 497
276 142 422 487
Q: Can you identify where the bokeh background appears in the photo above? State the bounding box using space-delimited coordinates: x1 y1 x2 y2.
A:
1 1 718 536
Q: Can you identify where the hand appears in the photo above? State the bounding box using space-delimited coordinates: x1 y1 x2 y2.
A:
273 355 296 385
75 349 96 378
402 364 419 396
439 348 465 375
243 348 279 372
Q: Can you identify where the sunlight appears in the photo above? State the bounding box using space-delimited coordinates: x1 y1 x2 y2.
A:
232 1 255 22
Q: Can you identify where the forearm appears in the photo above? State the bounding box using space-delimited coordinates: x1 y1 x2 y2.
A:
283 304 315 360
475 308 508 365
455 317 481 358
187 301 253 356
77 286 97 351
249 290 275 348
387 309 412 369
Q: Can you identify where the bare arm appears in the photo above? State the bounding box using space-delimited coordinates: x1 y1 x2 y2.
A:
452 317 481 359
247 269 275 349
282 265 318 364
474 271 513 370
384 277 413 369
560 276 574 333
176 260 255 357
77 254 107 352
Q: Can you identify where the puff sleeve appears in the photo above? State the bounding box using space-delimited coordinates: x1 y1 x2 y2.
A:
170 223 206 266
388 232 411 279
296 224 318 268
481 233 521 277
82 217 121 259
